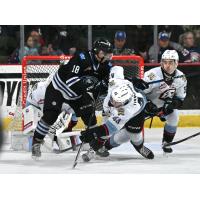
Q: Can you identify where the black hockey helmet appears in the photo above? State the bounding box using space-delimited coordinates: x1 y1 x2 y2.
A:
93 39 113 54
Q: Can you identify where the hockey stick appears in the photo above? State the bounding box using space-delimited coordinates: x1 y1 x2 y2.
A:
53 143 81 154
163 131 200 147
148 72 200 85
149 117 154 128
72 92 101 169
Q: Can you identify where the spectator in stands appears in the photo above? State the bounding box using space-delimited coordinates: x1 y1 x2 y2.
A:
8 47 20 64
148 31 190 63
30 30 45 51
40 46 49 56
194 29 200 47
179 31 200 62
113 31 136 55
19 35 40 64
47 42 64 56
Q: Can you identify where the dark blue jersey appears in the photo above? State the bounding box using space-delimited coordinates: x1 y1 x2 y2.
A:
52 50 112 100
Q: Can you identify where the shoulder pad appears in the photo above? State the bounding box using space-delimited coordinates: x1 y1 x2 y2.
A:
79 53 86 60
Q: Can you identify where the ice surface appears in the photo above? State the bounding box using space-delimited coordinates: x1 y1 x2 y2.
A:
0 128 199 174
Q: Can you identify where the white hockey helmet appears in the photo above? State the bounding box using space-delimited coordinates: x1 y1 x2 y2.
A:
109 66 124 80
161 50 179 74
161 50 179 61
110 84 133 108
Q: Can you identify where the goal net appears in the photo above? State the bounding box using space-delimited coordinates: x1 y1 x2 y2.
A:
8 55 144 150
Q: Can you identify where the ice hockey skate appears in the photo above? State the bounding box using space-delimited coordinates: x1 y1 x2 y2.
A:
132 142 154 159
162 141 173 153
31 138 44 160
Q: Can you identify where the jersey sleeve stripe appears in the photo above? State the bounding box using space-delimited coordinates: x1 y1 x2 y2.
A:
65 77 80 86
53 72 79 98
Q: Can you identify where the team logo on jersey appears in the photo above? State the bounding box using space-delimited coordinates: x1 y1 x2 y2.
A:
108 62 112 67
159 82 168 90
159 88 176 100
147 72 155 80
79 53 86 60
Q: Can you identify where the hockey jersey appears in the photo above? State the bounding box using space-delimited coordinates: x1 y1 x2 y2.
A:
26 74 54 111
143 67 187 108
52 50 112 100
103 78 146 134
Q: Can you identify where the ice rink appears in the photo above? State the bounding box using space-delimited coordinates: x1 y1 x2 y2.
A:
0 128 199 174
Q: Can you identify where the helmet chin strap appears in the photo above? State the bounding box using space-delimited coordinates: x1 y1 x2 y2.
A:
95 53 105 63
161 67 176 82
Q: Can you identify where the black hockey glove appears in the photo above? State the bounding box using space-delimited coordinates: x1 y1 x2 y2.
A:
145 100 159 117
80 129 95 143
94 79 108 94
80 76 99 92
80 132 102 152
162 98 174 115
80 125 108 143
131 78 149 90
162 97 183 115
92 80 108 99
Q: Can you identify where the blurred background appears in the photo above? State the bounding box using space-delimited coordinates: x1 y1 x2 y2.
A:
0 25 200 63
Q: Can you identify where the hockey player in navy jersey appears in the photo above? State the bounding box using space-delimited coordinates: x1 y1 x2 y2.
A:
31 39 113 158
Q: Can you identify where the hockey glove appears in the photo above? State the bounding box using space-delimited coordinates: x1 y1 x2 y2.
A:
80 125 108 143
80 129 95 143
131 78 149 90
162 98 174 115
162 97 183 115
80 76 99 92
145 100 159 117
93 79 108 98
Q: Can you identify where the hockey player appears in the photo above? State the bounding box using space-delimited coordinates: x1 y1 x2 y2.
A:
80 66 154 161
31 39 113 158
141 50 187 153
25 74 78 151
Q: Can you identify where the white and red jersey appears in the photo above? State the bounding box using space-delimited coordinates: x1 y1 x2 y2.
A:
26 73 54 111
103 78 146 133
143 67 187 108
26 81 49 111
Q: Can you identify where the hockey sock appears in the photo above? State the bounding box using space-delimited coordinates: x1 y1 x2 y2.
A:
162 130 175 143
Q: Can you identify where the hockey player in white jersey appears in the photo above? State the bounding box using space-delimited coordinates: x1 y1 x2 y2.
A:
80 66 154 161
24 73 78 151
142 50 187 153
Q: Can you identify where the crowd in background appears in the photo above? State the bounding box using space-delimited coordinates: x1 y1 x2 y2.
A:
0 25 200 64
